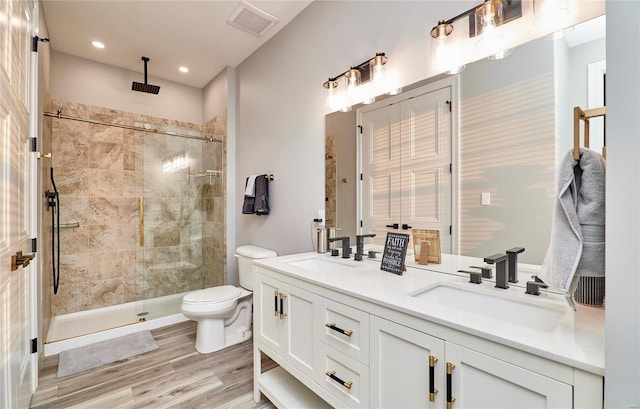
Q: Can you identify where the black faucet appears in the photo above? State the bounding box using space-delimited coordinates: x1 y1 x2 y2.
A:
354 234 376 261
525 275 549 296
328 237 351 259
484 253 509 289
506 247 525 283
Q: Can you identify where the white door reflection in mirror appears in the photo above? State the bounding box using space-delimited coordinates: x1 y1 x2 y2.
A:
360 85 452 253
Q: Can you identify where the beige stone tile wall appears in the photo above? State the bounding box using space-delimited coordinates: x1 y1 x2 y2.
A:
202 112 227 288
48 100 226 316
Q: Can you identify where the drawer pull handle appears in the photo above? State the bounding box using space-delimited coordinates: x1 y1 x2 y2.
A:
325 370 353 390
325 322 353 337
446 362 456 409
279 292 287 319
429 355 438 402
274 290 279 317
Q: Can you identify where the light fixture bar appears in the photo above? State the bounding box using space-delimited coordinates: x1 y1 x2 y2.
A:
325 52 386 83
429 0 521 38
323 52 395 112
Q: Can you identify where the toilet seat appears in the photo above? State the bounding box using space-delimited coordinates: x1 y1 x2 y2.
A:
183 285 242 305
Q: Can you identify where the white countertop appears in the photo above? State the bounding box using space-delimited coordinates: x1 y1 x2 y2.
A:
254 251 605 376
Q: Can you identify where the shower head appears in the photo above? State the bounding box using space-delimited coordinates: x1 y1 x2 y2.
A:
132 56 160 95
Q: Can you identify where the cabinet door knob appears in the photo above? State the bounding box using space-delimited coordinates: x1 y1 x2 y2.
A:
385 223 399 229
325 322 353 337
429 355 438 402
402 224 412 230
325 370 353 390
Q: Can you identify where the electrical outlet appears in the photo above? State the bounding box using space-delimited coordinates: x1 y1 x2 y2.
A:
481 192 491 206
317 209 325 226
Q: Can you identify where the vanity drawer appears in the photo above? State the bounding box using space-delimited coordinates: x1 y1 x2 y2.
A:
319 297 370 365
316 342 370 409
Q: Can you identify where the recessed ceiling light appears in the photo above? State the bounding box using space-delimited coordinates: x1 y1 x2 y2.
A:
92 41 105 49
179 66 189 73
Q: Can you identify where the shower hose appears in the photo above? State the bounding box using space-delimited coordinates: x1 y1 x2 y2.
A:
46 167 60 294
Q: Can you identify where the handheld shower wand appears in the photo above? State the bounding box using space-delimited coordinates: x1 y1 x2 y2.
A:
45 168 60 294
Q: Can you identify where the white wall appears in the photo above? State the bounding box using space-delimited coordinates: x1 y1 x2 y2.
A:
605 1 640 406
203 68 228 122
50 51 203 124
235 1 472 255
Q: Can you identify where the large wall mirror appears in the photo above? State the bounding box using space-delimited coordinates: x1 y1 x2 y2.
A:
325 15 606 265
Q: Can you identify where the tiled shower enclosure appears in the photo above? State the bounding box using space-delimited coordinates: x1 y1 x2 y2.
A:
48 100 226 322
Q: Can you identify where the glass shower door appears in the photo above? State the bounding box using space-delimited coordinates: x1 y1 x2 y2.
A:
138 124 222 321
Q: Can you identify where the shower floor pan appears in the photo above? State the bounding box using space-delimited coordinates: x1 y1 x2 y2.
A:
45 292 188 356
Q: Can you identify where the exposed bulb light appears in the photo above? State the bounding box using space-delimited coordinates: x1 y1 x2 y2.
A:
179 66 189 73
534 0 569 31
91 41 105 49
475 0 509 59
430 20 466 75
345 67 362 105
324 79 350 112
370 52 389 94
323 79 339 109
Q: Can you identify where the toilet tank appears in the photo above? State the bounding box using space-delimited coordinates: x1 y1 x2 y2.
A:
236 245 277 291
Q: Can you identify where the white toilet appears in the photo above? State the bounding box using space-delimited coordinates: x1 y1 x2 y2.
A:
181 245 277 354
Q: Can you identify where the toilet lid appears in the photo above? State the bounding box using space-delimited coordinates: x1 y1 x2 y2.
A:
183 285 242 304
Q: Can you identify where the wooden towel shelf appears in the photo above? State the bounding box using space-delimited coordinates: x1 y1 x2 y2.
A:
574 106 606 160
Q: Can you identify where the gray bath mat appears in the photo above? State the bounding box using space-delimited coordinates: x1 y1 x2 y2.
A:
57 330 158 378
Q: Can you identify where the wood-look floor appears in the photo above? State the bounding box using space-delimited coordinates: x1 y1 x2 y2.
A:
30 321 278 409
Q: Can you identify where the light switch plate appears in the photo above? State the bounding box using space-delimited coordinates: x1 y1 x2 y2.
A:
481 192 491 206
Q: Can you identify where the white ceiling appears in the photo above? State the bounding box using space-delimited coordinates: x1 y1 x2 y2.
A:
41 0 313 88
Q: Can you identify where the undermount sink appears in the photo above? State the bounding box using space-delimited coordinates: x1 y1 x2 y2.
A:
409 283 568 332
287 257 357 273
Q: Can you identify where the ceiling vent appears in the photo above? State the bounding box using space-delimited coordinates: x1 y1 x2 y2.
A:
226 1 279 37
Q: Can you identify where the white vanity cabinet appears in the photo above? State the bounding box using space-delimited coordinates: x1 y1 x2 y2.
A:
316 298 371 408
370 316 573 408
370 316 446 408
253 259 604 409
445 342 573 408
255 272 318 380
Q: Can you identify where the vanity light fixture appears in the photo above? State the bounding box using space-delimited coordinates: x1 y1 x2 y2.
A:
322 52 400 112
429 0 522 71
